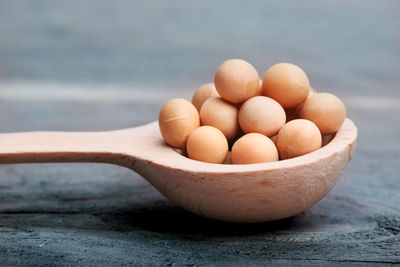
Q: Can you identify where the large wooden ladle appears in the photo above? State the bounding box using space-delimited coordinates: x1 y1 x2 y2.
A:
0 118 357 223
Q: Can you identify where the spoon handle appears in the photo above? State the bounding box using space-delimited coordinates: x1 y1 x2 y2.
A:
0 130 126 164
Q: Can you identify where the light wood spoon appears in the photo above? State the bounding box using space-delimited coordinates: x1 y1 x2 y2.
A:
0 118 357 223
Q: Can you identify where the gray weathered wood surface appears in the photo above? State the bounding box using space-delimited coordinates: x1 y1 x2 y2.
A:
0 87 399 266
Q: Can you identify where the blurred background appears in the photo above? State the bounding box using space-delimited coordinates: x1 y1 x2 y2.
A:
0 0 398 89
0 0 399 132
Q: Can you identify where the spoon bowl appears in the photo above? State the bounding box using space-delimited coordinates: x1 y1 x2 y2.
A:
0 118 357 222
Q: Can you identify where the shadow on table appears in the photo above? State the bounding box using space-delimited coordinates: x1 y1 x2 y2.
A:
0 197 370 238
98 204 347 237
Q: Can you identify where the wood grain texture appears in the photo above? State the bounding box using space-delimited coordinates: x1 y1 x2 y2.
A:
0 95 399 266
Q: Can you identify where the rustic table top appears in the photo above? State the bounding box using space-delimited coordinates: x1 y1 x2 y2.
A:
0 85 399 266
0 1 399 266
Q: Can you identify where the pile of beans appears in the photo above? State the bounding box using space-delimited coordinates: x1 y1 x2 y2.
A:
158 59 346 164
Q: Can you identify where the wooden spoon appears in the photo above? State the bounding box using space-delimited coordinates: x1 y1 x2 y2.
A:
0 118 357 223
